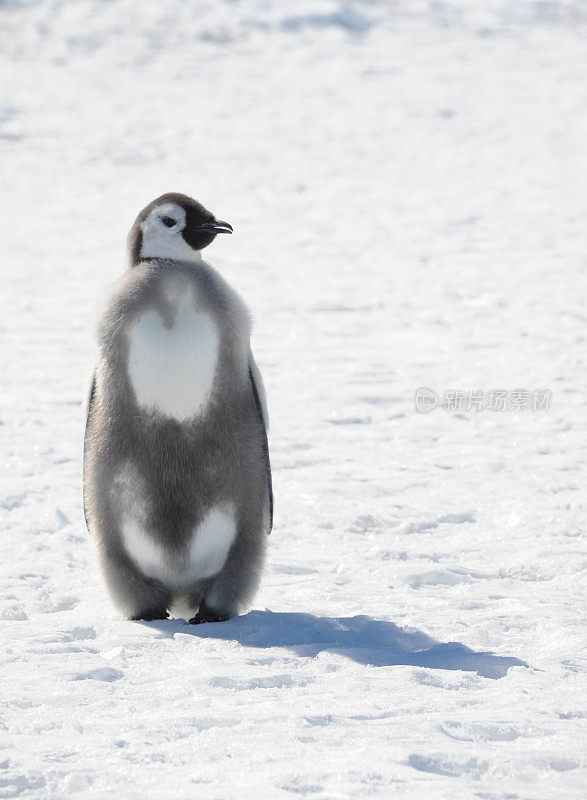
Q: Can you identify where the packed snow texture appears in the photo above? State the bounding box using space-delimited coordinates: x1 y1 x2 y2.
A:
1 0 586 797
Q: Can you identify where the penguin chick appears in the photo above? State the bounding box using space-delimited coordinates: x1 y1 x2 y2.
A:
83 192 272 624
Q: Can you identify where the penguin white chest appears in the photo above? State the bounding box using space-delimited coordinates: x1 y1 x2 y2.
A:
127 287 219 421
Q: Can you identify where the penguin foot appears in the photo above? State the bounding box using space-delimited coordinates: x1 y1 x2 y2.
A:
130 609 170 622
188 602 229 625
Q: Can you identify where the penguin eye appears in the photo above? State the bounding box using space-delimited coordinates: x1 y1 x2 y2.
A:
161 216 177 228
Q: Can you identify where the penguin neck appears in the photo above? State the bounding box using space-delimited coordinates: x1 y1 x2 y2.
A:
177 250 202 264
138 251 203 267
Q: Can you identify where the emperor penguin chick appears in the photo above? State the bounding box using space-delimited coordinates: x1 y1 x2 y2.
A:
83 193 272 623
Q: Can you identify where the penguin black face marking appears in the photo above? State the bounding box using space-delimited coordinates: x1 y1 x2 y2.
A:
127 192 233 267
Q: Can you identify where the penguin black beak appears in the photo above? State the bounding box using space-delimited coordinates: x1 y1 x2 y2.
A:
185 220 233 234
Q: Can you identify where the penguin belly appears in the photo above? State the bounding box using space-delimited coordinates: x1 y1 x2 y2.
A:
118 278 235 589
126 282 219 422
113 464 237 590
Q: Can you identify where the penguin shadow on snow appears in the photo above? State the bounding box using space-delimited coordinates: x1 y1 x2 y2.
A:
143 611 527 679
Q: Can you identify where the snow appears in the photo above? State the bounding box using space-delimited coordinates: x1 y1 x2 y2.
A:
1 0 586 797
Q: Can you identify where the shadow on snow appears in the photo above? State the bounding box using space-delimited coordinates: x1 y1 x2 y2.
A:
145 610 527 679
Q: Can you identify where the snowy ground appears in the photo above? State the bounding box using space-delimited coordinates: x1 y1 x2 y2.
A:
1 1 587 797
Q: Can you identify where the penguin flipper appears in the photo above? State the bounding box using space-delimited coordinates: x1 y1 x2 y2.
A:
82 370 97 530
248 354 273 534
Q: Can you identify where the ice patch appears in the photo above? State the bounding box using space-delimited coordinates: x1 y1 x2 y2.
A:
328 416 372 425
71 667 124 682
407 754 489 778
440 720 554 742
1 494 27 510
39 627 96 643
55 508 71 528
398 520 439 534
409 569 474 589
59 773 94 794
0 603 28 621
210 674 312 691
272 564 319 575
0 773 46 796
348 514 380 532
31 589 78 613
437 512 476 524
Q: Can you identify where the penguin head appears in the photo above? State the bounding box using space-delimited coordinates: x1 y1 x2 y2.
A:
127 192 233 267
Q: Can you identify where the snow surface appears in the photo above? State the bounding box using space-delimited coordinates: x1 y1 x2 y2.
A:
1 1 587 797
